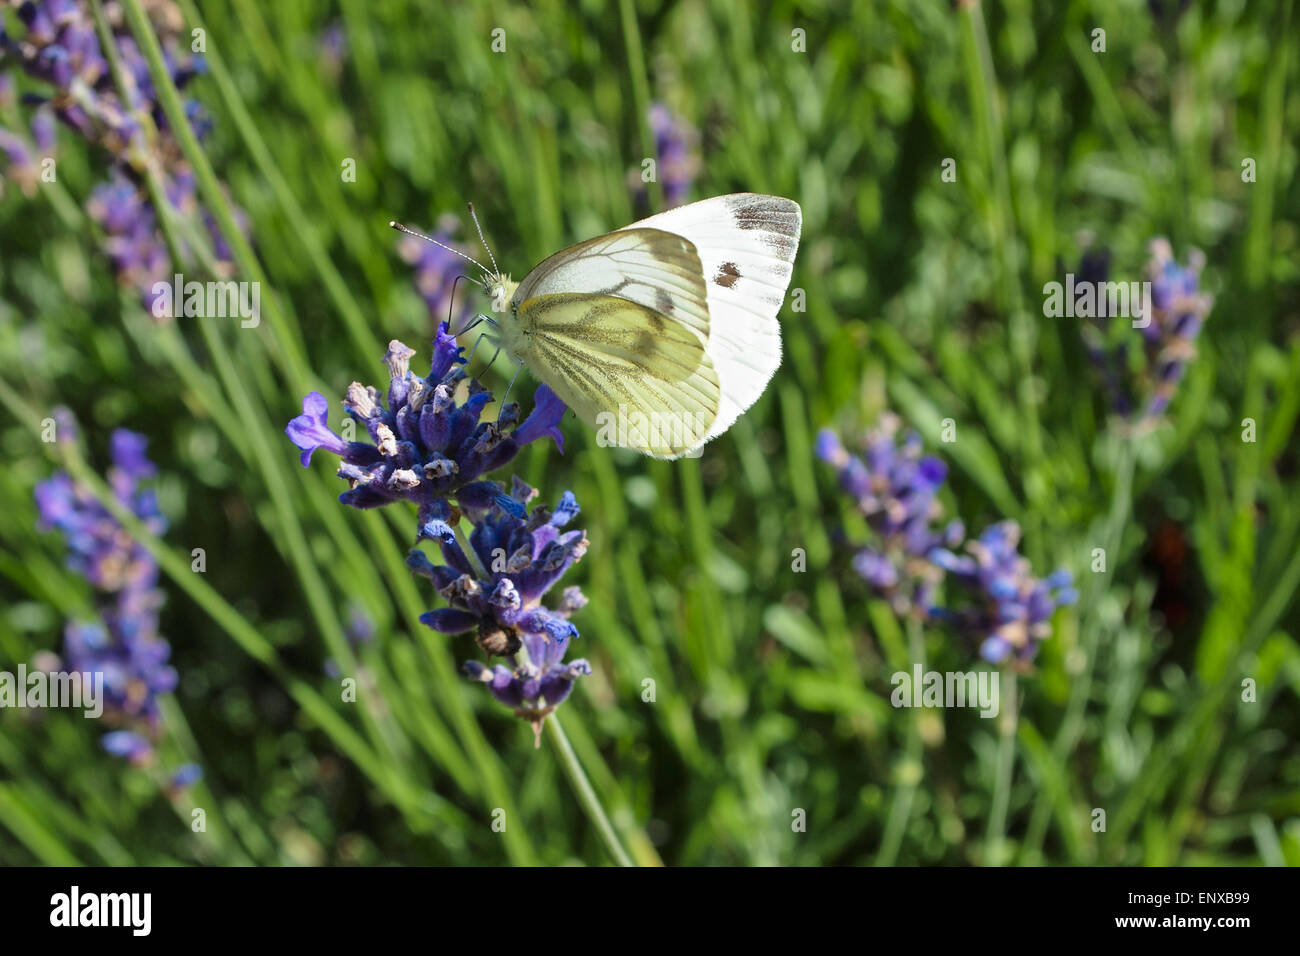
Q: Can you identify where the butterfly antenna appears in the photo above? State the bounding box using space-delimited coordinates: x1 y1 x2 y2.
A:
467 203 501 279
389 221 491 275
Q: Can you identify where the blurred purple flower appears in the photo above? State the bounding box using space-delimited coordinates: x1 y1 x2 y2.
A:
930 522 1077 666
1137 239 1211 421
169 763 203 792
821 413 1073 666
48 405 79 445
35 428 166 591
35 423 188 766
345 603 375 646
817 414 963 617
628 102 700 210
2 0 241 316
102 729 153 763
0 126 38 195
1077 239 1212 427
318 22 347 79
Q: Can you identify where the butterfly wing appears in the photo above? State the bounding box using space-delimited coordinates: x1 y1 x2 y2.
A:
508 228 721 458
511 227 711 342
622 193 801 449
514 291 720 458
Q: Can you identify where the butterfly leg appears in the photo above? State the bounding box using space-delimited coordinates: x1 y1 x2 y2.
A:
462 328 495 368
495 363 523 422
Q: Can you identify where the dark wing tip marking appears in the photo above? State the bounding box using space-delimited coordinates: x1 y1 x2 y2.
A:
726 195 802 259
729 195 801 233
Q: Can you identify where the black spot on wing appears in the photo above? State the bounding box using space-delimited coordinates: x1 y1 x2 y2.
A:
714 261 741 289
654 288 674 314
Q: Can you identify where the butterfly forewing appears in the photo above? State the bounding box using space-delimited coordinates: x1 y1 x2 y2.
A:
622 193 802 448
512 228 712 344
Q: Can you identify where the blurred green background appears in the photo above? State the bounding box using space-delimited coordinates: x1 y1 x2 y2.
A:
1 0 1298 865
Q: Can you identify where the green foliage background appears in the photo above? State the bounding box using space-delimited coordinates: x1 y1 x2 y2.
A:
1 0 1298 865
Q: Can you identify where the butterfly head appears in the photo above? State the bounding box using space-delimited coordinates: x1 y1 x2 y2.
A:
484 273 519 316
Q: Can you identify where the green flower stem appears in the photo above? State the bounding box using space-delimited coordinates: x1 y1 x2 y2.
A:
960 3 1043 518
156 696 256 864
546 714 634 867
984 671 1017 866
0 785 81 865
451 521 636 866
1021 438 1135 861
550 710 665 867
875 614 926 866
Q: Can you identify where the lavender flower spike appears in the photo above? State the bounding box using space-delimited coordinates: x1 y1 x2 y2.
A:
35 423 192 771
817 415 963 617
930 521 1077 667
409 479 590 743
286 324 568 515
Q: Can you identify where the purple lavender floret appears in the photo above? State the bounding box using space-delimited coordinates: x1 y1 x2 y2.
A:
1137 239 1211 421
929 521 1077 666
0 0 205 155
628 102 699 210
820 414 1074 666
86 174 170 310
64 602 177 723
0 124 38 195
102 729 152 761
35 425 187 765
817 414 963 617
286 323 568 521
317 22 347 78
1077 239 1212 426
464 628 592 747
169 763 203 792
1 0 242 315
412 478 588 653
408 479 590 741
35 428 166 591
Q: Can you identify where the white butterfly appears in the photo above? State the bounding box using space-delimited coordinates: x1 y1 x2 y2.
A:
393 193 801 458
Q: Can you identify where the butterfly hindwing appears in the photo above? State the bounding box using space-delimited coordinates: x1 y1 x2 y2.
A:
512 292 720 458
